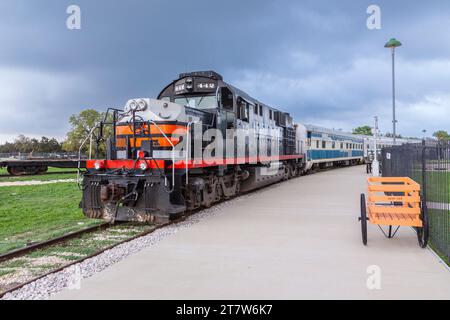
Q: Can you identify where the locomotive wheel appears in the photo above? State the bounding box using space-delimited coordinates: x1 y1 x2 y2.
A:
417 194 429 248
234 181 241 196
283 166 290 180
85 209 103 219
202 179 217 208
37 165 48 174
359 193 368 245
289 165 296 178
25 166 40 175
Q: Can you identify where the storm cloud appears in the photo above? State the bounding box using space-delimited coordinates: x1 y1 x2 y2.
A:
0 0 449 142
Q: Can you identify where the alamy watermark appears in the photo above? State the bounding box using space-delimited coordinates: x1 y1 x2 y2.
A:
67 265 82 290
169 122 283 176
66 5 81 30
367 5 381 30
366 265 382 290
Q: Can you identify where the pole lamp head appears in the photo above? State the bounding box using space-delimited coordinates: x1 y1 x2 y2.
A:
385 38 402 50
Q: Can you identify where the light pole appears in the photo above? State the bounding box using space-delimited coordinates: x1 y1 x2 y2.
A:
372 116 380 177
384 38 402 145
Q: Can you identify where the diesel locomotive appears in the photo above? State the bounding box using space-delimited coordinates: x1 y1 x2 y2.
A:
80 71 364 223
81 71 307 223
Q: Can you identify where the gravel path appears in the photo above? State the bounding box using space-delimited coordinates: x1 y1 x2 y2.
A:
1 193 254 300
0 179 76 187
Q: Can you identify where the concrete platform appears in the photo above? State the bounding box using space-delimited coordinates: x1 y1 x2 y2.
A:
56 166 450 299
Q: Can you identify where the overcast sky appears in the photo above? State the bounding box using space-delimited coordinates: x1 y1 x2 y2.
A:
0 0 449 143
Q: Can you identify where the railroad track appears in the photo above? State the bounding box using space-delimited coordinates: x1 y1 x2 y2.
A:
0 223 111 263
0 215 191 298
0 164 364 299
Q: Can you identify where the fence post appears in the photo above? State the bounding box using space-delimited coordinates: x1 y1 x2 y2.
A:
421 139 427 203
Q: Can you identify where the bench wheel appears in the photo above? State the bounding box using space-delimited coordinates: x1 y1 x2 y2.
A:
360 193 368 245
417 193 429 248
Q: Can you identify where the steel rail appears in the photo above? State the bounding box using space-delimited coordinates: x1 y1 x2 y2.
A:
0 222 111 263
0 216 190 299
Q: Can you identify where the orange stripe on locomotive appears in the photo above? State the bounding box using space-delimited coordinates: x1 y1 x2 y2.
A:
115 124 187 148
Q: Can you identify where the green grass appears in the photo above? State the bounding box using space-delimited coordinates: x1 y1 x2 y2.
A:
428 208 450 266
0 259 29 269
0 269 14 277
426 171 450 204
0 172 77 182
410 170 449 265
410 170 450 203
0 183 102 254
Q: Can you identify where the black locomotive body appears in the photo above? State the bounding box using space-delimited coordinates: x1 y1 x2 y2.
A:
81 71 306 222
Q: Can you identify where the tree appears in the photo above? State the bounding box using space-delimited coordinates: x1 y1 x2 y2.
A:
0 135 63 154
63 109 111 156
432 130 450 141
38 137 63 153
353 125 373 136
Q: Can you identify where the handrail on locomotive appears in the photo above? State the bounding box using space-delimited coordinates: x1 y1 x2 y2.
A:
77 107 177 192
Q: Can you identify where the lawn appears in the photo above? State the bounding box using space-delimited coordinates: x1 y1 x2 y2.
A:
0 172 77 182
425 171 450 204
0 182 102 254
410 170 450 203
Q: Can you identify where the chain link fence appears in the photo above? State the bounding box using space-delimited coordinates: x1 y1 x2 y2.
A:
381 141 449 264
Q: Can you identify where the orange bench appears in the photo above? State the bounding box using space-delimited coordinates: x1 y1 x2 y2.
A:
359 177 428 247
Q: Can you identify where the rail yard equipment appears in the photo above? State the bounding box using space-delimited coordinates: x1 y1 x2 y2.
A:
0 159 86 176
359 177 429 247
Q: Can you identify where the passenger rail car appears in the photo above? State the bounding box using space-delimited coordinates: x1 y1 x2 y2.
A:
305 125 364 170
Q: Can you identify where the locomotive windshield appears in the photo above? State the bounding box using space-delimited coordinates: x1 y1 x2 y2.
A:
174 95 217 110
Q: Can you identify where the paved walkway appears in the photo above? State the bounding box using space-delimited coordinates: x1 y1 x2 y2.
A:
56 166 450 299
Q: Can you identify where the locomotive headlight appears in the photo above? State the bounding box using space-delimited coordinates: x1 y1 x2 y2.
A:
185 78 193 90
94 161 103 170
139 162 148 171
137 99 148 111
129 100 138 111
